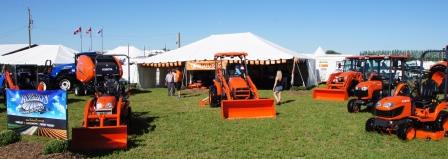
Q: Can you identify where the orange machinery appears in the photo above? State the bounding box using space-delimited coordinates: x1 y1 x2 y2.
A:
347 55 410 113
203 52 275 119
365 48 448 141
312 56 367 101
71 53 131 150
2 65 45 91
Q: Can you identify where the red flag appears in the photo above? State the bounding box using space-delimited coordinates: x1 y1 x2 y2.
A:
73 27 81 35
86 27 92 34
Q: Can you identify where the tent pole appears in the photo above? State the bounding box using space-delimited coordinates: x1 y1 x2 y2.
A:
290 58 297 87
296 60 306 87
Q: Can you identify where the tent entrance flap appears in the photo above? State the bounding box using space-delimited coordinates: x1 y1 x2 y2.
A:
221 99 276 119
312 88 348 101
71 126 127 151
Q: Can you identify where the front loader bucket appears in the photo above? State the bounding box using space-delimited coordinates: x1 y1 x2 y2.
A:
312 88 348 101
71 126 127 151
221 99 275 119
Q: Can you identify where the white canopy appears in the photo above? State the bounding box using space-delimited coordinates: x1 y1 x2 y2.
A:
0 45 77 65
105 46 145 58
136 32 311 64
0 44 29 55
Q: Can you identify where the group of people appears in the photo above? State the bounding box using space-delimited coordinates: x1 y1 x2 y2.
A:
165 69 182 97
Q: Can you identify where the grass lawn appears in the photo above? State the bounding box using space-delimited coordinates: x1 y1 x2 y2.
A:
1 88 448 158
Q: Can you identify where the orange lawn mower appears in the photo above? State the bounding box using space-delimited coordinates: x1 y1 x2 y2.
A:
347 55 411 113
365 48 448 141
71 54 132 150
312 56 368 101
200 52 276 119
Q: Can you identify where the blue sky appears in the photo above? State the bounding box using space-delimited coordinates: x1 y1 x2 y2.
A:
1 0 447 54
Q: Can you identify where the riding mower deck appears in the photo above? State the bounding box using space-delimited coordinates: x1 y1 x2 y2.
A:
347 55 410 113
71 54 131 150
312 56 367 101
365 48 448 141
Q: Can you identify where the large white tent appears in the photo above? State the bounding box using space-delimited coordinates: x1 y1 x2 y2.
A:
105 46 145 85
312 46 351 82
0 44 30 55
136 32 317 88
0 45 77 65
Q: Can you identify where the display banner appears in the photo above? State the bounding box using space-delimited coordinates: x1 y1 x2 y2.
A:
6 89 68 140
186 61 227 71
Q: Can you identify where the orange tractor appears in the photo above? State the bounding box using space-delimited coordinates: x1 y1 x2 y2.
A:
365 48 448 140
206 52 276 119
312 56 367 101
347 55 410 113
1 65 46 91
71 54 131 150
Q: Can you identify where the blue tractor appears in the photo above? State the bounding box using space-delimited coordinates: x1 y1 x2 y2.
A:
39 60 76 91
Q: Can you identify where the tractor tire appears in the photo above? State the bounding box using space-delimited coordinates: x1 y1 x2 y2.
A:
209 85 220 107
347 99 361 113
365 118 375 132
397 122 416 140
58 78 71 91
74 86 83 96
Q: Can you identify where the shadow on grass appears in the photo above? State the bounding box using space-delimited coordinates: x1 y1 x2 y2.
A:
181 93 201 98
130 89 152 95
281 99 296 105
67 98 85 104
72 111 158 157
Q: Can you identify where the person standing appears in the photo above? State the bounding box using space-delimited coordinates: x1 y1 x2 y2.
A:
165 70 175 96
174 68 183 98
273 70 283 105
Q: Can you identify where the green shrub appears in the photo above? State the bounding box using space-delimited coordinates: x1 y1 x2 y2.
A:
43 140 68 155
0 130 21 146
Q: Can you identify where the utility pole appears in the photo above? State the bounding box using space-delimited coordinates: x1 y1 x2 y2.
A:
27 8 32 48
176 32 181 48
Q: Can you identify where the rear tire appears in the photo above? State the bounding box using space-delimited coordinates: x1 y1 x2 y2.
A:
365 118 375 132
209 85 221 107
347 99 361 113
74 86 82 96
397 122 416 140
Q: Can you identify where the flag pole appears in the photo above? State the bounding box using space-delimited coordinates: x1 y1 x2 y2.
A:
101 29 104 53
90 28 93 51
80 29 83 52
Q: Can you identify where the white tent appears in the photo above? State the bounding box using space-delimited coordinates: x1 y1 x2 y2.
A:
0 45 77 65
137 32 310 63
312 46 351 82
105 46 145 85
0 44 30 55
136 32 317 88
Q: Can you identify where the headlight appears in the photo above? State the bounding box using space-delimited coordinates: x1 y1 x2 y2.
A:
106 103 113 109
361 87 368 91
375 102 381 107
383 102 394 108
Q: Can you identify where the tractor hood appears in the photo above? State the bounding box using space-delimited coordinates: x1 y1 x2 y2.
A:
228 77 249 89
374 96 412 119
355 81 382 91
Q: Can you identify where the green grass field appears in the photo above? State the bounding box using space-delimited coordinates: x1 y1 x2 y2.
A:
1 88 448 158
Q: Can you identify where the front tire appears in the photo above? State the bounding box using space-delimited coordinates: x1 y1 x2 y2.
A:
58 78 71 91
209 85 221 107
74 86 82 96
365 118 375 132
397 122 416 140
348 99 361 113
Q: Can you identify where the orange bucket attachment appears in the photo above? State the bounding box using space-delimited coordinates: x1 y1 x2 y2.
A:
312 88 348 101
71 126 127 151
221 99 276 119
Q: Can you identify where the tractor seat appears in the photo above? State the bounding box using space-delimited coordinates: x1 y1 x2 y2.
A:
413 79 438 112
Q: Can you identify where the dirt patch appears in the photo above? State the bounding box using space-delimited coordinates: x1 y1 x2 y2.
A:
0 141 85 159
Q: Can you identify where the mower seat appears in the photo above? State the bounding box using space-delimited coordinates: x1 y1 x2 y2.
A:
413 79 438 112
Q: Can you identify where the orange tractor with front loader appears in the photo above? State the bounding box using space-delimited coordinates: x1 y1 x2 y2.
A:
71 53 131 150
365 48 448 141
347 55 411 113
205 52 276 119
312 56 367 101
